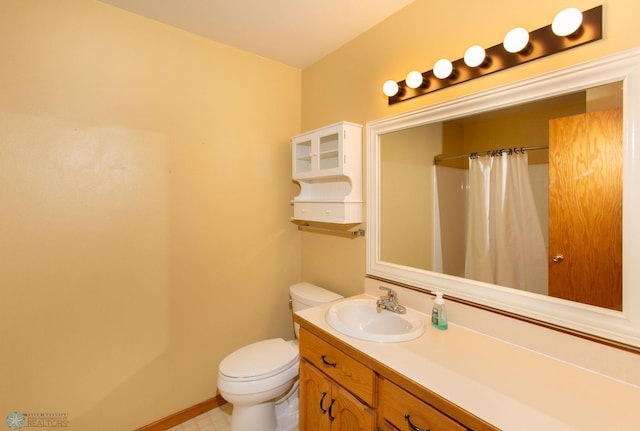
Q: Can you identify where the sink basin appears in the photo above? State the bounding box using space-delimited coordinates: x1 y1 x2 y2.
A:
325 298 425 342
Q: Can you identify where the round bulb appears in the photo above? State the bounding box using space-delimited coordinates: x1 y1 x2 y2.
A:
464 45 486 67
433 59 453 79
503 27 530 53
405 70 424 89
382 80 399 97
552 8 583 36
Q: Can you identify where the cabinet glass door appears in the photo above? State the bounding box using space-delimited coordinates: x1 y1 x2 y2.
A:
295 139 313 176
319 133 340 171
317 126 343 176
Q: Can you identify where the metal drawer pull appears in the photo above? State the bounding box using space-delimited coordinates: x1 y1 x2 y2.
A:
328 399 336 421
319 392 328 414
321 355 337 367
405 414 430 431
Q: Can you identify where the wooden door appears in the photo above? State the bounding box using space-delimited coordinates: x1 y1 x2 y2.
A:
299 360 332 431
548 108 622 310
330 384 375 431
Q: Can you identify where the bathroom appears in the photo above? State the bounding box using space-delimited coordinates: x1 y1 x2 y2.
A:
1 0 639 430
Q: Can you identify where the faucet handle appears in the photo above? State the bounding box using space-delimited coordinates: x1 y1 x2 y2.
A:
379 286 397 298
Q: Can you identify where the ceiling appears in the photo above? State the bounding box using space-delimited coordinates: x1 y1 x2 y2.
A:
98 0 415 69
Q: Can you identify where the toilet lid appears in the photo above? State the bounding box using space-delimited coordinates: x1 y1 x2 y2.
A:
219 338 299 380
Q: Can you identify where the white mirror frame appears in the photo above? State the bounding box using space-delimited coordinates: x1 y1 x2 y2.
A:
367 48 640 349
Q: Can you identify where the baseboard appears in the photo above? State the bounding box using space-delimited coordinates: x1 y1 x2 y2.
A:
135 395 226 431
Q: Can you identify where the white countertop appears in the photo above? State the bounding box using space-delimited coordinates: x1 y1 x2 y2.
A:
296 294 640 431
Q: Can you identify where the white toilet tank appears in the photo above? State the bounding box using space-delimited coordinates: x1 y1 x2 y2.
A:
290 282 342 339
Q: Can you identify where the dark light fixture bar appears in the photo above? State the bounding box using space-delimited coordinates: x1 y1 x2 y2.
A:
386 5 602 105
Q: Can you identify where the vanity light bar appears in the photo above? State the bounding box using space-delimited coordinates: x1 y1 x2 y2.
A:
384 5 603 105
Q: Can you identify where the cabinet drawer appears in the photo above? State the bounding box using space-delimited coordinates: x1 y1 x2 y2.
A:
292 201 362 224
299 328 375 406
380 378 468 431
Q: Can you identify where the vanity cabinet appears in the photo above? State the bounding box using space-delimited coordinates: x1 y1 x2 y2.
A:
299 328 375 430
291 122 363 224
298 326 497 431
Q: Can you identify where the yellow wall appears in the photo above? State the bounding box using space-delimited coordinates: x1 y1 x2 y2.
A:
299 0 640 348
0 1 301 429
380 124 441 270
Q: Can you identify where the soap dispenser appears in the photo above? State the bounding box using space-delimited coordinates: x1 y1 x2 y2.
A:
431 292 448 330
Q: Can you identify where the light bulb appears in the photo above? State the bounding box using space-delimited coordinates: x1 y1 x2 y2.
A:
464 45 487 67
382 80 399 97
433 59 453 79
503 27 530 53
552 8 583 36
405 71 424 89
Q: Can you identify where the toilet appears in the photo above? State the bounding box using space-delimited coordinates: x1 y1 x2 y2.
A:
217 282 343 431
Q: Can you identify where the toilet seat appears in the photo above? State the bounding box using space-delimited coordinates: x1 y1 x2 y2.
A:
219 338 299 382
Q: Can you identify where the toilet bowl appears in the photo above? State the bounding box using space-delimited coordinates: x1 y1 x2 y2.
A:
217 282 342 431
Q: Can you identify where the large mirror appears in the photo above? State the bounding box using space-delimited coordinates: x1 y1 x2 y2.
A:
366 49 640 349
380 83 623 310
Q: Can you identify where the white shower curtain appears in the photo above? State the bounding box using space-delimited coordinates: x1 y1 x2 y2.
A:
464 152 547 294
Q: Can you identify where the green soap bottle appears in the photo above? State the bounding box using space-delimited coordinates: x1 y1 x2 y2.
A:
431 292 448 330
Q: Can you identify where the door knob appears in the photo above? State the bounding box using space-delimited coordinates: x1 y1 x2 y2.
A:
552 254 564 263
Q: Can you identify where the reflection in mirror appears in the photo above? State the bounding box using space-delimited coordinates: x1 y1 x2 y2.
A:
380 82 623 311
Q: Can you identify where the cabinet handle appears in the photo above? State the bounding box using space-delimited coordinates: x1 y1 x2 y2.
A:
405 414 430 431
319 392 328 414
328 398 336 422
321 355 337 368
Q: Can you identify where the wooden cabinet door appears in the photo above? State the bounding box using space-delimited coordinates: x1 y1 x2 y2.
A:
300 360 332 431
300 359 375 431
548 108 623 310
330 383 375 431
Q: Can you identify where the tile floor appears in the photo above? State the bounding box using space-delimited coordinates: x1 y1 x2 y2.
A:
166 403 299 431
166 404 232 431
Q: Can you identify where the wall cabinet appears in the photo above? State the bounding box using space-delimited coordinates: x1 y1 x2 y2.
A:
291 122 362 224
299 327 497 431
292 122 361 180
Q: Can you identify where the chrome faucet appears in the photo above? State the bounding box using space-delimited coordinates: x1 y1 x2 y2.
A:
376 286 406 314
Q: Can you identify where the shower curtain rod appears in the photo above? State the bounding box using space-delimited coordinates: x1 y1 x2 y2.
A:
433 145 549 164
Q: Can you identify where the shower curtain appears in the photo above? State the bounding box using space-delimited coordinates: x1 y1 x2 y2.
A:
464 152 547 294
